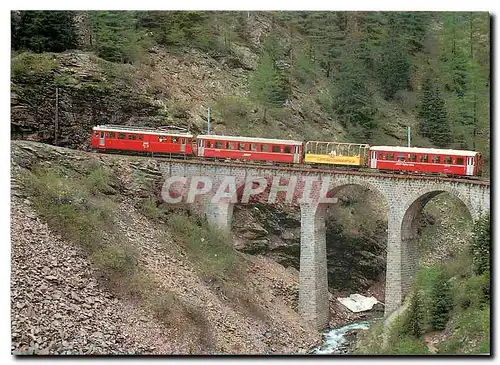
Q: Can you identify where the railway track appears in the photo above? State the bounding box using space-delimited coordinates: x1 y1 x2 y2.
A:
91 149 490 187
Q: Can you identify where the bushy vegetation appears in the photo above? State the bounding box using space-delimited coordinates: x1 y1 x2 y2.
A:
354 211 490 355
167 212 239 279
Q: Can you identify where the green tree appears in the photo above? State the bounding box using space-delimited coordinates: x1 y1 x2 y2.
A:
471 213 490 276
418 77 453 147
249 52 288 121
11 11 78 53
89 11 150 64
378 36 412 99
429 90 453 147
333 43 377 140
403 289 425 338
136 11 214 51
429 271 453 331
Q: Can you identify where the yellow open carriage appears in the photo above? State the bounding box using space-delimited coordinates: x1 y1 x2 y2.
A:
304 141 370 167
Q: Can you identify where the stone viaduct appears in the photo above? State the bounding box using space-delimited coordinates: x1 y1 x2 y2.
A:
159 159 490 330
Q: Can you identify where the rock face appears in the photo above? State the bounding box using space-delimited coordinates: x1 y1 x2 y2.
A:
11 52 162 150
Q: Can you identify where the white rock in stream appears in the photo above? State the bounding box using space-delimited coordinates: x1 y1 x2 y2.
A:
337 294 379 312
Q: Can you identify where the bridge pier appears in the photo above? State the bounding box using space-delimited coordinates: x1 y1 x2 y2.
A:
385 208 404 316
298 203 329 330
385 204 420 317
202 200 235 231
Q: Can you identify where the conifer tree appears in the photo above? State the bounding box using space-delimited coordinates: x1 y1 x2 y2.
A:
249 52 288 121
471 213 490 276
429 272 453 331
404 289 425 338
418 77 434 137
418 77 453 147
89 11 149 64
12 11 78 53
429 89 453 147
378 36 412 99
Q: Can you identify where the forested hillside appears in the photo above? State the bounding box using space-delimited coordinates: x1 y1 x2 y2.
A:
11 11 490 174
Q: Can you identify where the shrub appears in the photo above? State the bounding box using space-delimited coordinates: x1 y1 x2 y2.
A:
455 273 490 310
167 213 238 278
213 95 252 128
83 166 115 195
390 338 430 355
93 243 138 276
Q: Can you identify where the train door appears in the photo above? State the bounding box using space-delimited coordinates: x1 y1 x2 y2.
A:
142 134 150 151
370 150 377 169
466 156 474 176
293 145 300 163
180 137 186 153
198 139 205 157
99 131 105 147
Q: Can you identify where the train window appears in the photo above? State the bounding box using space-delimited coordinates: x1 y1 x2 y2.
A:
172 137 178 143
261 144 269 152
159 136 166 142
284 146 291 153
378 153 385 160
432 156 441 164
409 154 417 162
138 135 143 140
456 157 464 165
129 134 137 140
94 131 99 137
397 154 405 161
420 155 428 163
387 153 394 160
444 157 453 164
250 143 257 151
227 142 234 150
272 145 281 153
215 141 223 149
207 141 212 148
118 133 125 139
238 143 245 150
181 138 186 144
107 132 116 139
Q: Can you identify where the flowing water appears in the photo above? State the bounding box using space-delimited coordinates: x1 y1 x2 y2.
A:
311 321 371 354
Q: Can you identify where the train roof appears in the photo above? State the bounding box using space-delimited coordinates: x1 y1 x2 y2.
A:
197 134 303 145
370 145 480 157
93 125 193 138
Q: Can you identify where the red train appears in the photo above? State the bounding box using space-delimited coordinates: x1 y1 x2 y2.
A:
91 125 484 178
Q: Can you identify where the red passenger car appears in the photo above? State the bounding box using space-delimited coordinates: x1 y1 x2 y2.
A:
196 135 303 164
368 146 484 177
91 125 195 156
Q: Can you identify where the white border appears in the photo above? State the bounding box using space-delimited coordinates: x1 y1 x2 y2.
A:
3 2 497 365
